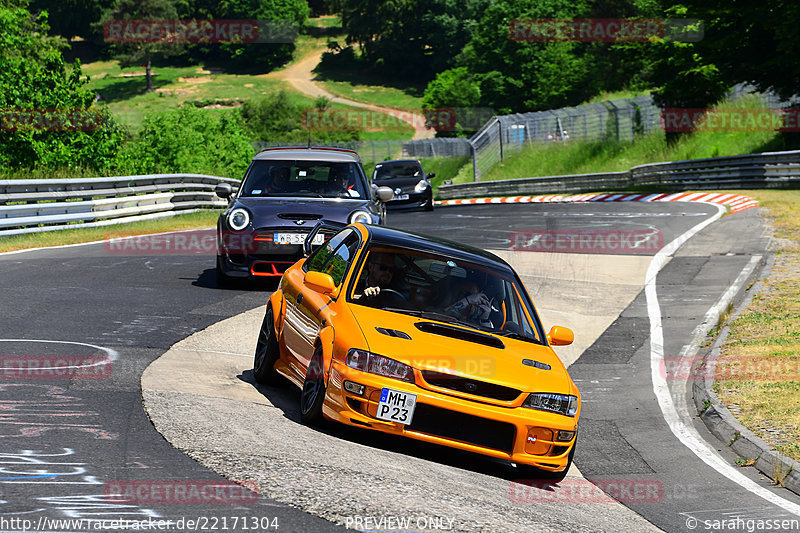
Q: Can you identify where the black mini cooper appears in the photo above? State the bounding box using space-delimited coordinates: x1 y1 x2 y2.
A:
215 147 393 283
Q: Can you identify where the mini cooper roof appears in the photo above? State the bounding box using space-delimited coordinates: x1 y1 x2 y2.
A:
362 224 514 274
253 147 362 163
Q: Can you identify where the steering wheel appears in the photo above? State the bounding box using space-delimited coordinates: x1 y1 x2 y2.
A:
379 288 408 301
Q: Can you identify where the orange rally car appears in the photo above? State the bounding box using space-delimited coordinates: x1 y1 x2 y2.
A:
253 221 580 479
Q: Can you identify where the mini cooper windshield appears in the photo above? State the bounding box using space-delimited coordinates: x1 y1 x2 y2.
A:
240 160 368 199
349 245 546 344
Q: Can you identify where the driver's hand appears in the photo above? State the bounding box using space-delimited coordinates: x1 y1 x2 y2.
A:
364 286 381 298
465 292 490 307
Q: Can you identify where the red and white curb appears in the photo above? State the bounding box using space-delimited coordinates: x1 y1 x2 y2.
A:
436 192 758 214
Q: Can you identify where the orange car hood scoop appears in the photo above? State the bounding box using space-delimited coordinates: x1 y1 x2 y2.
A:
375 327 412 340
414 321 505 350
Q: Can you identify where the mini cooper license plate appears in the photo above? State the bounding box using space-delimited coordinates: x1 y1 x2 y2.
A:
274 233 325 245
376 388 416 424
391 194 410 201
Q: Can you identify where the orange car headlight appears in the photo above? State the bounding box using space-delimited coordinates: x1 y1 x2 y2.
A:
522 393 578 417
346 349 415 384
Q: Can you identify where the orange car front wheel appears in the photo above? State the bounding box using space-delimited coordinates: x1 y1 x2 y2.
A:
300 346 326 426
253 307 280 385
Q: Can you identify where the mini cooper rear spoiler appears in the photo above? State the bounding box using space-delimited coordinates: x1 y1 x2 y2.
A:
303 219 348 256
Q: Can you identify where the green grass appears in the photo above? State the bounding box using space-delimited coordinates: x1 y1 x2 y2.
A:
480 95 791 183
83 59 413 140
0 210 222 254
316 77 425 112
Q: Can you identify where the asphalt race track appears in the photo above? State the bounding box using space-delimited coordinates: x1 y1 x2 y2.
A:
2 202 800 532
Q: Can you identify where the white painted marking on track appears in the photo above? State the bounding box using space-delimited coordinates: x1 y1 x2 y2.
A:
0 339 119 371
645 206 800 516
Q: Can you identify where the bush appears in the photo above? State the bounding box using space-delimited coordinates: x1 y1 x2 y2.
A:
240 91 361 143
0 4 126 173
117 106 254 178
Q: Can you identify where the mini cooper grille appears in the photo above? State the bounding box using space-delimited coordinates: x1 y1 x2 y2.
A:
277 213 323 221
406 403 516 453
420 370 522 402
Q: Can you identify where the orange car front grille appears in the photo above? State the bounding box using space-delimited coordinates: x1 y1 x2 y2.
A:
406 403 516 453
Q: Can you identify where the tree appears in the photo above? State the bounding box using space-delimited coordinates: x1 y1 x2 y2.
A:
216 0 308 71
0 2 125 171
98 0 183 92
29 0 115 40
336 0 488 80
451 0 593 113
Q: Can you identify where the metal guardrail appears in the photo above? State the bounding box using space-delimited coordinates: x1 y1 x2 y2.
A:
0 174 238 236
437 150 800 200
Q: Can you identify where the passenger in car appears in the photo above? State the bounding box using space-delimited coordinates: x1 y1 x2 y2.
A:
444 279 494 328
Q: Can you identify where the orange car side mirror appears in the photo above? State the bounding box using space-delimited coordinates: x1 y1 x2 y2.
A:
548 325 574 346
304 271 336 295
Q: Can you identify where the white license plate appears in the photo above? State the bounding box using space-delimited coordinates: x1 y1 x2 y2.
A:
391 194 410 201
274 233 325 245
376 388 416 425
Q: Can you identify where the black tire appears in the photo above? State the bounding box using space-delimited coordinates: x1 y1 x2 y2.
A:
216 255 228 286
253 307 280 385
516 436 576 484
300 346 326 426
424 192 434 211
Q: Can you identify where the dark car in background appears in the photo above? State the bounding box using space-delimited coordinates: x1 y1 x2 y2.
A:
215 147 393 283
372 159 435 211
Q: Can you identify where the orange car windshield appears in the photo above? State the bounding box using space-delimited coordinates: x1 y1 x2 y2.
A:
349 247 545 344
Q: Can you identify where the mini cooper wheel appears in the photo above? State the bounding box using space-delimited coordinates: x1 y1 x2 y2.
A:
300 346 326 426
253 307 280 385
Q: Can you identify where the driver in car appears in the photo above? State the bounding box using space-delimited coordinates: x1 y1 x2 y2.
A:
355 251 407 304
267 166 291 193
325 166 359 197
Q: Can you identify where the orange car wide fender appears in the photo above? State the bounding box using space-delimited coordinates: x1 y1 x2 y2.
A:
268 289 284 332
316 325 335 384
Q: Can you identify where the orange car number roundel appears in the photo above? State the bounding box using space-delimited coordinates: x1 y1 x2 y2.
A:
377 388 417 425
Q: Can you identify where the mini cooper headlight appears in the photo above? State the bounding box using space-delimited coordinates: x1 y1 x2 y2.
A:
228 208 250 231
522 393 578 417
346 349 415 383
349 210 373 224
414 180 429 193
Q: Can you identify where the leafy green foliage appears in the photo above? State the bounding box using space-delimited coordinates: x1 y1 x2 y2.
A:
337 0 489 80
0 2 126 172
116 106 254 177
30 0 114 40
240 90 360 143
422 67 481 109
214 0 309 70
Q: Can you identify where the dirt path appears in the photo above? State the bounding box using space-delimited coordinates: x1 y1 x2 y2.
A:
268 47 434 140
